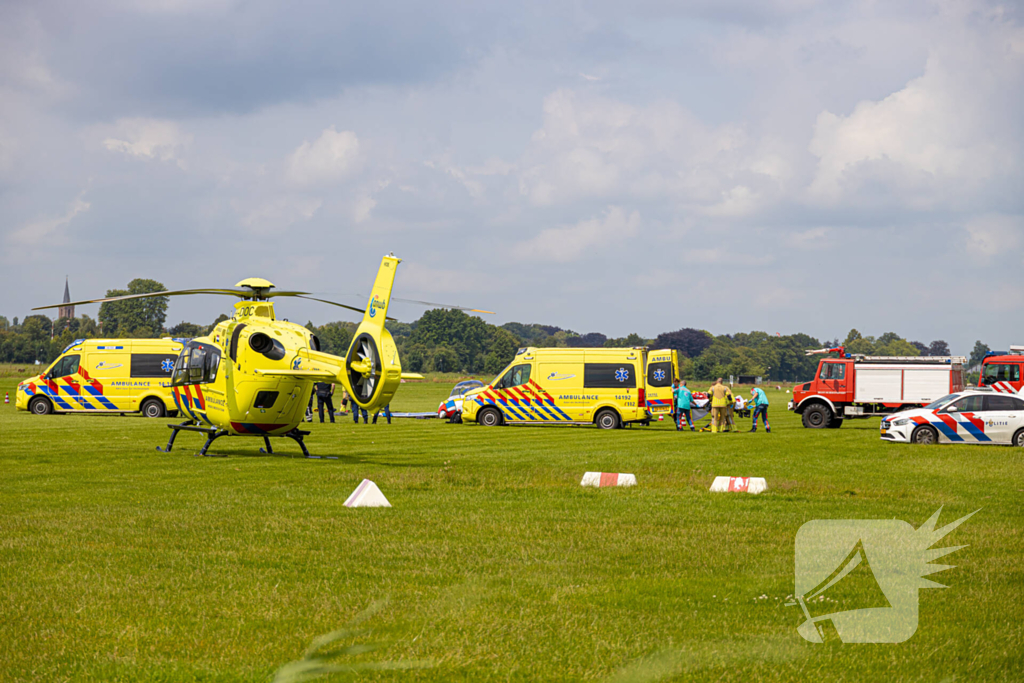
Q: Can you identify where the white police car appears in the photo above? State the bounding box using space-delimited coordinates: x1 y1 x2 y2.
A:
880 389 1024 446
437 380 486 422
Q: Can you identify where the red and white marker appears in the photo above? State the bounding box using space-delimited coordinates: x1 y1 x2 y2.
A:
581 472 637 487
344 479 392 507
3 392 8 404
709 476 767 494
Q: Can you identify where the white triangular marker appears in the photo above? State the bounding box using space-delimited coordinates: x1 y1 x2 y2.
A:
344 479 392 507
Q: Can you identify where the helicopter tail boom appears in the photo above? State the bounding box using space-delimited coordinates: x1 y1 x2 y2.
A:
362 254 401 330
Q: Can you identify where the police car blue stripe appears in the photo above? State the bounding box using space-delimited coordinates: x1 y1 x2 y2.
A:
932 420 964 442
957 420 991 442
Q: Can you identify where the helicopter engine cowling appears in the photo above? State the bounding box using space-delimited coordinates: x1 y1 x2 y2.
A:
345 328 401 411
248 332 287 361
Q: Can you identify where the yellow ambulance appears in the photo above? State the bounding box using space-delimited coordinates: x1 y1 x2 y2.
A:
16 338 186 417
461 346 679 428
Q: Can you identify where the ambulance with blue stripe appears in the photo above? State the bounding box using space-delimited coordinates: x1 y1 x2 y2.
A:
460 346 679 429
880 389 1024 447
16 338 185 417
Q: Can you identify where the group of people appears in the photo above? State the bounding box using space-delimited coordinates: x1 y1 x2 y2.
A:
305 382 391 425
671 378 770 433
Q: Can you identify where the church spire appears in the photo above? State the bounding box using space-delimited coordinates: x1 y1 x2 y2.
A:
59 276 74 320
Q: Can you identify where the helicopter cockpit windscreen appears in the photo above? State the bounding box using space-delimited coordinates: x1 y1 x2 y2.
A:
171 341 221 386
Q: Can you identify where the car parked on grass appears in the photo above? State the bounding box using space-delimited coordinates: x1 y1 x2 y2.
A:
437 380 486 422
880 389 1024 446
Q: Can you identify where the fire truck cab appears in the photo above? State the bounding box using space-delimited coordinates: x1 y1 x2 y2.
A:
979 346 1024 394
790 347 966 429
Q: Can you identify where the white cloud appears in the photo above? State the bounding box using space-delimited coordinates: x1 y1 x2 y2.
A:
102 118 192 163
516 89 794 213
808 39 1024 207
964 214 1023 263
287 126 361 186
513 206 640 262
235 196 322 231
7 194 90 246
352 195 377 223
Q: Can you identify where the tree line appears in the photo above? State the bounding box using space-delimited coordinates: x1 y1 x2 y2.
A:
1 279 979 382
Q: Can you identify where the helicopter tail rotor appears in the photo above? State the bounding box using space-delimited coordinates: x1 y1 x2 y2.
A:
340 255 404 411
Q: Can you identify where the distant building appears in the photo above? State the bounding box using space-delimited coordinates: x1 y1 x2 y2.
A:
58 277 74 320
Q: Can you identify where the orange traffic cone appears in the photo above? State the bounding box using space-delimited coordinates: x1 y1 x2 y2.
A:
4 392 8 404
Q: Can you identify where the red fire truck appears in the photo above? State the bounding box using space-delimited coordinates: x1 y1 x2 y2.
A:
789 347 966 429
979 346 1024 394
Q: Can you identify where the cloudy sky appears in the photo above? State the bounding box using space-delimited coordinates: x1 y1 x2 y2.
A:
2 0 1022 354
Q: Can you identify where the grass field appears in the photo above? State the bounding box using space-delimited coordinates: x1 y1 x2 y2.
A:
1 375 1021 682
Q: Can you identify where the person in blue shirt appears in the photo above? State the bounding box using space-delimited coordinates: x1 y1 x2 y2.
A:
749 387 771 432
676 380 695 431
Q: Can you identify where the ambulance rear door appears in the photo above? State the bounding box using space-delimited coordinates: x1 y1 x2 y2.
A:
645 349 678 416
582 349 644 423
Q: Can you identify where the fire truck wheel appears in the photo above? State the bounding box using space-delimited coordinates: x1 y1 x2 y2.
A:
1013 429 1024 447
141 398 165 418
29 396 53 415
826 418 844 429
802 404 831 429
912 425 938 445
595 408 621 430
478 407 503 427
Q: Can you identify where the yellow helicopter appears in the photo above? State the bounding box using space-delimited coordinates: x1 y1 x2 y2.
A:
34 254 492 457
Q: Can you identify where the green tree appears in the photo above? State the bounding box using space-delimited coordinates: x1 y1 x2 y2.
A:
430 345 460 373
168 321 206 338
98 279 168 337
484 327 521 374
969 340 990 367
409 309 490 372
315 322 355 355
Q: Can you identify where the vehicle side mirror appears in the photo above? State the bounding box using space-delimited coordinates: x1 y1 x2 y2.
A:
946 405 958 412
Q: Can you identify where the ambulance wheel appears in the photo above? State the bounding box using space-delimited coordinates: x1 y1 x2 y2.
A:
802 404 831 429
1012 429 1024 447
29 396 53 415
141 398 165 418
911 425 937 445
595 409 620 430
478 407 503 427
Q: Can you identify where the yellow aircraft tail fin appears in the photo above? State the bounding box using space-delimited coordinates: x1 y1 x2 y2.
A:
361 254 400 332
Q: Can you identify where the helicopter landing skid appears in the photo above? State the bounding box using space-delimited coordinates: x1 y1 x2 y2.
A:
156 421 228 457
158 422 330 459
259 428 337 459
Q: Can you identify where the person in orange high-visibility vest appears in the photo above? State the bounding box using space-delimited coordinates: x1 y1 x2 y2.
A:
708 378 730 433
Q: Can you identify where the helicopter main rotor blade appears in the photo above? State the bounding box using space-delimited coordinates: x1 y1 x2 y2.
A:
32 288 250 311
392 297 495 315
263 290 311 298
290 295 396 321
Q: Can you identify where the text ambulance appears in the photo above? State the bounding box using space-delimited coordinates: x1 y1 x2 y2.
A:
16 338 185 417
460 346 679 429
